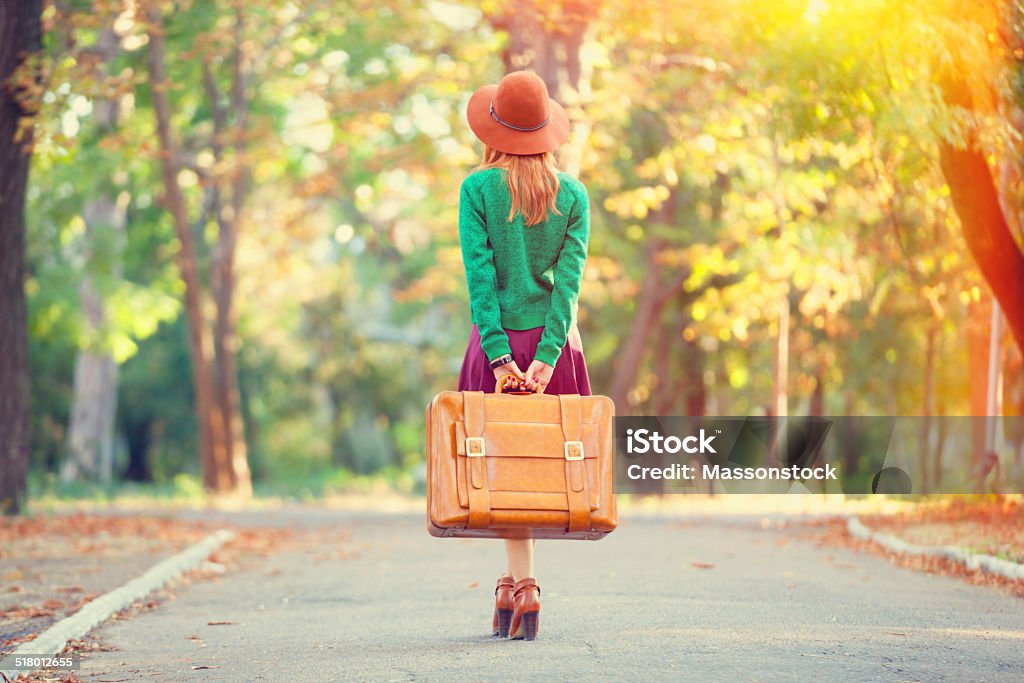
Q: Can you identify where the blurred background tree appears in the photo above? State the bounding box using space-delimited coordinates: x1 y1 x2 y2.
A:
4 0 1023 505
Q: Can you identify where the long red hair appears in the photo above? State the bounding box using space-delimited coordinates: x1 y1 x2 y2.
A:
475 147 562 226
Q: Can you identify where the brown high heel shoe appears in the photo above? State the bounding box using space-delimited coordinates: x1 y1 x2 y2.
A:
493 575 515 637
509 578 540 641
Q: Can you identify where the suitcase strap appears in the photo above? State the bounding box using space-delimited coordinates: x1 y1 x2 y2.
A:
559 394 592 533
463 391 491 529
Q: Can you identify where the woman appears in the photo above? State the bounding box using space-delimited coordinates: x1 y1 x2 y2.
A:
456 70 592 641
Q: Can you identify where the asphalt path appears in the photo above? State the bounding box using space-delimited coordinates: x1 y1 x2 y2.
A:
77 508 1024 682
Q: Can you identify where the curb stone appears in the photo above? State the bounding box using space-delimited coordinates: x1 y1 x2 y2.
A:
846 516 1024 582
0 528 235 682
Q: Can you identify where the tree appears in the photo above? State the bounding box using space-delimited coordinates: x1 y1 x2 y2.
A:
0 0 42 514
489 0 601 176
144 2 251 496
938 67 1024 356
61 27 124 485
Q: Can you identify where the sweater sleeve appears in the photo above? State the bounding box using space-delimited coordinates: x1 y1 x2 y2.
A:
535 183 590 367
459 177 512 363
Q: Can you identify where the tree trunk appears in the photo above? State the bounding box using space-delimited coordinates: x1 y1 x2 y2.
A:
682 338 707 416
938 74 1024 358
204 9 252 496
62 316 119 483
652 315 677 415
966 296 991 471
933 392 947 489
653 315 699 416
609 241 663 412
809 361 825 418
146 9 235 493
918 322 936 492
771 286 790 418
0 0 41 515
327 384 355 471
491 2 597 176
223 11 251 494
62 29 124 484
1003 340 1024 467
122 414 152 482
767 285 790 468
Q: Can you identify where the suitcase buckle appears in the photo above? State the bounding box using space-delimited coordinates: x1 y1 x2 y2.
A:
564 441 585 461
465 436 486 457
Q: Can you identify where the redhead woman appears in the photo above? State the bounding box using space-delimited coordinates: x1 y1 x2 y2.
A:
457 70 592 641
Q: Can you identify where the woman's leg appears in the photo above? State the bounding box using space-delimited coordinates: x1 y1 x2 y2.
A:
504 538 535 580
505 538 540 640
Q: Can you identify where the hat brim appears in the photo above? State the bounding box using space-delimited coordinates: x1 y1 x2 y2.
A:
466 84 570 156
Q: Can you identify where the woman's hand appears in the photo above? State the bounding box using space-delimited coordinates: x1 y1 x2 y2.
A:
492 360 526 392
523 359 554 394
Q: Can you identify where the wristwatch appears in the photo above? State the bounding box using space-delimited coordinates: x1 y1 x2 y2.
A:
488 353 514 370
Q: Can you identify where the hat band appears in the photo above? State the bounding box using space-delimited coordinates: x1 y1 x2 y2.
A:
489 101 550 132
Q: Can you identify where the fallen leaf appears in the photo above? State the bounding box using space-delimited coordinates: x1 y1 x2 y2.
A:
467 581 479 588
691 562 715 569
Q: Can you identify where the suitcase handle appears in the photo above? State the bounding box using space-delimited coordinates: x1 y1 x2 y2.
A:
498 374 536 395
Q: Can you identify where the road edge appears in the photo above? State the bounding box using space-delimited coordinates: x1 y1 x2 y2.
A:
0 528 235 682
846 516 1024 581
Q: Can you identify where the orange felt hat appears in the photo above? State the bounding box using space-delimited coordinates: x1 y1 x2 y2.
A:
466 71 570 155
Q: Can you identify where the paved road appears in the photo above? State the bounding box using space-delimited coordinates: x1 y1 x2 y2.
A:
78 508 1023 682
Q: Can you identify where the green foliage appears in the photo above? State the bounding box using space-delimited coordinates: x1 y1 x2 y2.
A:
23 0 1024 492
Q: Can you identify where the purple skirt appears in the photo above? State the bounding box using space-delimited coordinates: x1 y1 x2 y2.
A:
457 324 592 396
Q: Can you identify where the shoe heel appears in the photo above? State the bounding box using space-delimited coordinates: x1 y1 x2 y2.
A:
520 611 538 641
496 608 513 638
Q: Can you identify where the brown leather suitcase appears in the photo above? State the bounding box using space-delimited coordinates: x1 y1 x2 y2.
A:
425 385 617 540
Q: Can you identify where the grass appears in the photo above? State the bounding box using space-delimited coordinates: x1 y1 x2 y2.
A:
24 465 423 514
27 471 208 509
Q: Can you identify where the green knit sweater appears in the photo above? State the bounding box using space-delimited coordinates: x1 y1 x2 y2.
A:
458 167 590 367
